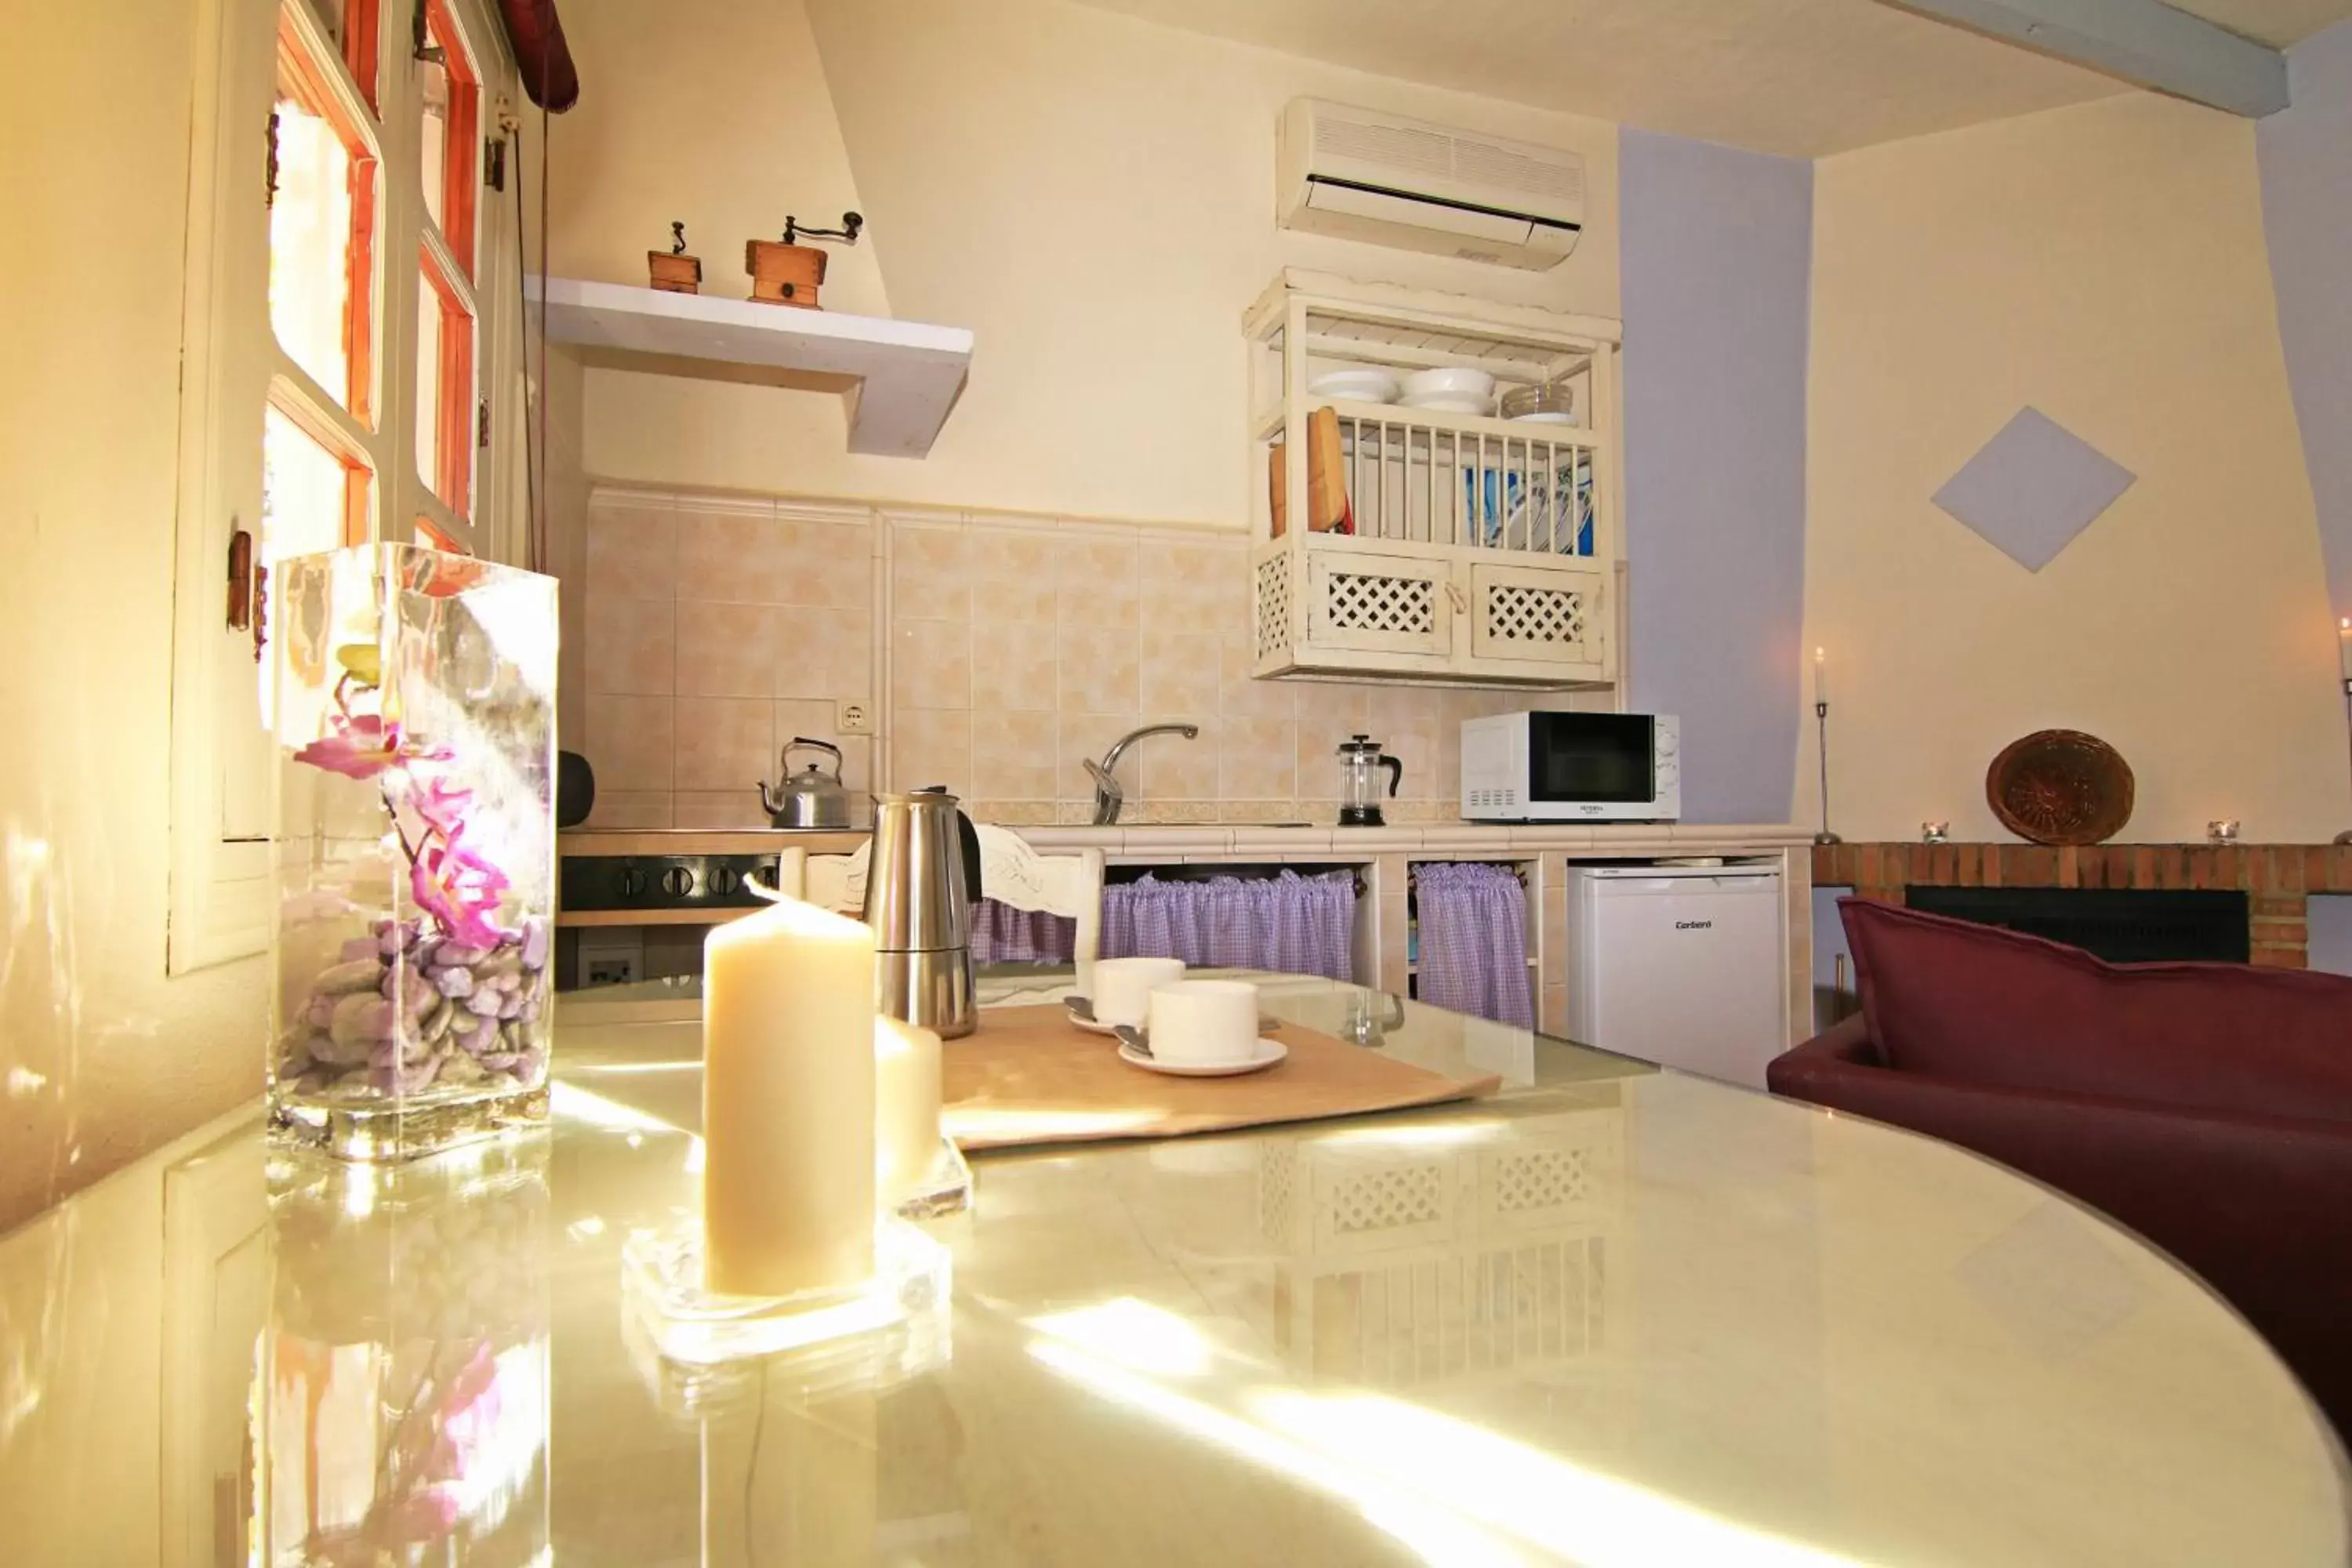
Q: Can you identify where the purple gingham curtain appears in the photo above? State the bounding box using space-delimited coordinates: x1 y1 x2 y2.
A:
1414 862 1534 1027
969 898 1076 965
1100 871 1354 982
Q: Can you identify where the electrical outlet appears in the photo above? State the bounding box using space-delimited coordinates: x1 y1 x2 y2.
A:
836 699 874 736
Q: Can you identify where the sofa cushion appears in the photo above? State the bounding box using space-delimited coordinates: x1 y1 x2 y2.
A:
1838 898 2352 1123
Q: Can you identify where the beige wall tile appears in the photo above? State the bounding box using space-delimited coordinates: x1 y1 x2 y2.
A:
967 800 1058 826
586 506 676 601
894 708 972 797
1220 636 1295 720
1138 536 1245 633
673 790 772 829
1055 535 1138 626
894 619 971 710
777 519 872 608
971 709 1057 800
969 619 1058 711
584 594 675 695
1140 719 1218 801
1058 625 1138 714
968 528 1058 622
771 702 872 793
581 789 671 829
585 695 674 790
1221 717 1297 800
772 604 872 702
1383 719 1443 802
1218 798 1296 823
675 508 793 603
1138 630 1221 723
890 523 969 620
674 695 775 794
673 600 779 698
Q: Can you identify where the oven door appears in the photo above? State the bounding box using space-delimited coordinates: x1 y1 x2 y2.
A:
1526 713 1657 811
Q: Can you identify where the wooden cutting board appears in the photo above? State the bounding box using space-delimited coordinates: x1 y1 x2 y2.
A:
942 1005 1499 1151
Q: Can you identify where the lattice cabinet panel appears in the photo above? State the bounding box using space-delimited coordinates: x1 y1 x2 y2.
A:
1305 548 1454 661
1466 560 1607 679
1254 553 1295 662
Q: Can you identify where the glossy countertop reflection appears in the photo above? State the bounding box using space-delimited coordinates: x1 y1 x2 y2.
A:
1 975 2345 1566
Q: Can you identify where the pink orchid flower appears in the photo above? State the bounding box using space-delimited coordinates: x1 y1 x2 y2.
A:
292 713 405 780
407 774 475 840
410 832 514 950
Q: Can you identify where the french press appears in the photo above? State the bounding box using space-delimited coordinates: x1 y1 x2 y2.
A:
1336 735 1403 827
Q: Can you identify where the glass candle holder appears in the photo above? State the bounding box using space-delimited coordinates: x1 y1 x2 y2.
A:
270 544 558 1160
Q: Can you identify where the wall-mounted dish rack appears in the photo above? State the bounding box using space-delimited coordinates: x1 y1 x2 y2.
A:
1247 270 1623 688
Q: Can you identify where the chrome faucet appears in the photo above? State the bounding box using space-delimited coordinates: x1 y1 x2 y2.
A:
1085 723 1199 825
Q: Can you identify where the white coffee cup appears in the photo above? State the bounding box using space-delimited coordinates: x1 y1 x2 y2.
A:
1091 956 1186 1029
1146 979 1261 1065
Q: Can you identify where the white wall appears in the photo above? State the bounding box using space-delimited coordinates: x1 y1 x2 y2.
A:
0 7 267 1229
1799 93 2345 844
550 0 1619 525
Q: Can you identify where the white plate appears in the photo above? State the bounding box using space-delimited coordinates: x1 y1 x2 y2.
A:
1117 1039 1288 1077
1402 366 1495 403
1399 394 1490 414
1507 411 1577 425
1308 366 1401 404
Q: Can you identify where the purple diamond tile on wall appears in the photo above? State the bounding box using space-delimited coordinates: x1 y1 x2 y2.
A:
1931 407 2137 572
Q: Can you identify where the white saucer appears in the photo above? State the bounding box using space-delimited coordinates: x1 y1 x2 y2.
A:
1071 1013 1120 1036
1116 1039 1287 1077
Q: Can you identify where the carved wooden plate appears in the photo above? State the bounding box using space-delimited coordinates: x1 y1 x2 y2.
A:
1987 730 2135 846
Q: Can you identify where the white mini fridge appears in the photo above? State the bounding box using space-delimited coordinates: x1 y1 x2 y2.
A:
1564 864 1786 1088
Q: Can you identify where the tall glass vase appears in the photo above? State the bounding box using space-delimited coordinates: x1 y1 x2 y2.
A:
270 543 557 1160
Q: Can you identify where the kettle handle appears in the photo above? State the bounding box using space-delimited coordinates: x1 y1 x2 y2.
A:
784 736 844 774
1381 755 1403 797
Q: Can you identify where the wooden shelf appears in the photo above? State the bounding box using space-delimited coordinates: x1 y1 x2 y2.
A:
528 277 973 458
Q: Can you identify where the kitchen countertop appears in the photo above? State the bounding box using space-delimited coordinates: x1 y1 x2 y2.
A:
4 972 2341 1565
560 821 1813 858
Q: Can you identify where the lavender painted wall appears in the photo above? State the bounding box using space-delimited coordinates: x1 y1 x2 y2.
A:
2258 22 2352 618
1620 129 1813 823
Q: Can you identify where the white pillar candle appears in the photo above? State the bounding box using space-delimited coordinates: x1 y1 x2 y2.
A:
874 1016 943 1208
1813 645 1828 706
2339 618 2351 683
702 896 876 1298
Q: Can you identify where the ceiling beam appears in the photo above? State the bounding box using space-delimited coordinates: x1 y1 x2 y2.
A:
1886 0 2288 116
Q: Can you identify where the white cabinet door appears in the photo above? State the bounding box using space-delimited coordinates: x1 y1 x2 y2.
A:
1462 559 1610 681
1305 547 1454 662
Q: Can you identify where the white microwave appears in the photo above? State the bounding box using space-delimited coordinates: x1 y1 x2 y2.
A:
1460 712 1680 822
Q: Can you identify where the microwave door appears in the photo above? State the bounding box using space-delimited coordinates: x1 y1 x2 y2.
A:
1528 714 1655 805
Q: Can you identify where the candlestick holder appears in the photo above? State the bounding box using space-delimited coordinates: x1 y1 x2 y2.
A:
622 1214 949 1369
1813 701 1842 846
2338 679 2352 848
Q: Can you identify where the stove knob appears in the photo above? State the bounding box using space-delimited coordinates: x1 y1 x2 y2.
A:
660 866 695 899
616 866 649 901
709 865 742 897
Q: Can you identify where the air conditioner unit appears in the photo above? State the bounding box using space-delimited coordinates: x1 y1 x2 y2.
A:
1276 99 1584 270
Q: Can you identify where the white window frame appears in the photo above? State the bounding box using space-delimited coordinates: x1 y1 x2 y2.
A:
166 0 524 974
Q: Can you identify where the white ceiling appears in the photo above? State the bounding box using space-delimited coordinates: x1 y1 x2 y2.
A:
1067 0 2352 156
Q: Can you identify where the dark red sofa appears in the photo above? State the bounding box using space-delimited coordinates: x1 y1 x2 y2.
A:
1769 900 2352 1437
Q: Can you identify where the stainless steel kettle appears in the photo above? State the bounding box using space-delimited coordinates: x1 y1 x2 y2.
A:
759 738 854 829
862 787 983 1038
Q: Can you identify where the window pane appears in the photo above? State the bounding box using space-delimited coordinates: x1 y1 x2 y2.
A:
418 0 478 271
270 89 352 403
415 268 442 492
419 53 448 231
264 405 360 561
263 405 370 720
416 257 477 516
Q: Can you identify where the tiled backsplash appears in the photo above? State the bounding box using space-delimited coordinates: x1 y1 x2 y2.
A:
572 488 1585 829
